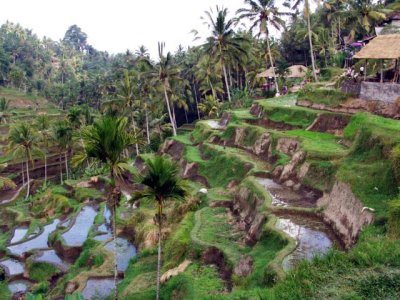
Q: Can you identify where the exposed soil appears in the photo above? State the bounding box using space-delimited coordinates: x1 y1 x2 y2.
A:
307 114 351 135
202 247 232 291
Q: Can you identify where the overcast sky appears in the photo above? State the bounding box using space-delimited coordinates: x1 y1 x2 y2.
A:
0 0 254 58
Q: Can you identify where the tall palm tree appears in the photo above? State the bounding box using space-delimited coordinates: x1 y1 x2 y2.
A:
52 120 73 184
132 156 187 300
118 70 140 155
8 123 40 199
73 116 135 300
35 114 51 185
156 42 179 136
202 6 248 102
289 0 319 82
237 0 290 94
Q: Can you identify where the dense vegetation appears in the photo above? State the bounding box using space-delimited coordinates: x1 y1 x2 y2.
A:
0 0 400 299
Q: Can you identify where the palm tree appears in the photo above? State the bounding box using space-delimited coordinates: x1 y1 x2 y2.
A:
156 42 179 136
117 70 140 155
52 121 73 184
73 116 135 300
132 156 187 300
198 95 222 118
0 97 9 124
237 0 290 95
36 114 51 185
290 0 319 82
8 123 40 199
202 6 248 102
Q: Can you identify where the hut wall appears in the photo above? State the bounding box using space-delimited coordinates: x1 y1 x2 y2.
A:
360 82 400 103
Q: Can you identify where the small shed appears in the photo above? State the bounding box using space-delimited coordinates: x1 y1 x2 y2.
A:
256 67 276 78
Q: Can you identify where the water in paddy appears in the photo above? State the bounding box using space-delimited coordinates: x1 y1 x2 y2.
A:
81 278 116 300
275 216 336 271
62 206 97 247
105 237 136 272
205 120 224 130
255 178 316 208
10 227 28 244
33 250 69 271
8 280 31 295
7 219 60 256
95 206 113 242
0 259 24 276
255 177 338 270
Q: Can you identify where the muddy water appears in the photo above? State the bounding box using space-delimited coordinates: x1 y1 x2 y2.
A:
10 227 28 244
256 178 316 208
0 259 24 276
255 177 338 270
105 237 136 272
81 278 116 299
7 219 60 256
62 206 97 247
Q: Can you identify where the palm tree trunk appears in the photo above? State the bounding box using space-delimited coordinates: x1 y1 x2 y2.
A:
156 202 162 300
64 151 69 180
132 119 140 156
306 1 319 82
59 153 63 185
145 109 150 145
193 83 200 120
113 204 118 300
222 63 232 102
163 85 177 136
171 105 177 131
21 162 25 185
44 152 47 185
266 33 280 95
25 158 30 200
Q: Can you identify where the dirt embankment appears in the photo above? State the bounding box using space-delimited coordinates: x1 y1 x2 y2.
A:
159 139 209 187
317 181 374 249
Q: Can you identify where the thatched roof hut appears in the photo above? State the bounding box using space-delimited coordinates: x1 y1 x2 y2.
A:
286 65 308 78
257 65 308 78
353 34 400 59
256 67 276 78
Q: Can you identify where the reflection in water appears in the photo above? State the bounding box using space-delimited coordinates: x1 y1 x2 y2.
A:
8 280 31 295
81 278 116 300
105 237 136 272
0 259 24 276
62 206 97 247
33 250 69 271
276 217 333 271
10 228 28 244
7 219 60 256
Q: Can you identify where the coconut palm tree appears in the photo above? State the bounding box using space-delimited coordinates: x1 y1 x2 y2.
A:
52 120 73 184
202 6 248 102
8 123 40 199
73 116 135 300
289 0 319 82
131 156 187 300
35 114 51 185
237 0 290 95
156 42 179 136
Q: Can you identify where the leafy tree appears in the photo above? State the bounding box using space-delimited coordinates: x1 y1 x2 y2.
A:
8 123 40 199
63 25 88 52
131 156 187 300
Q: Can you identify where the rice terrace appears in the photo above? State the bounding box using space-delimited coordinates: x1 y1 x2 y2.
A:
0 0 400 299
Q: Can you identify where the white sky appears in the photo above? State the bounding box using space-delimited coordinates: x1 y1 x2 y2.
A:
0 0 251 58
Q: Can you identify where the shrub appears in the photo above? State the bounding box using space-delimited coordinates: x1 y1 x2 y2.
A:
390 144 400 184
388 199 400 238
